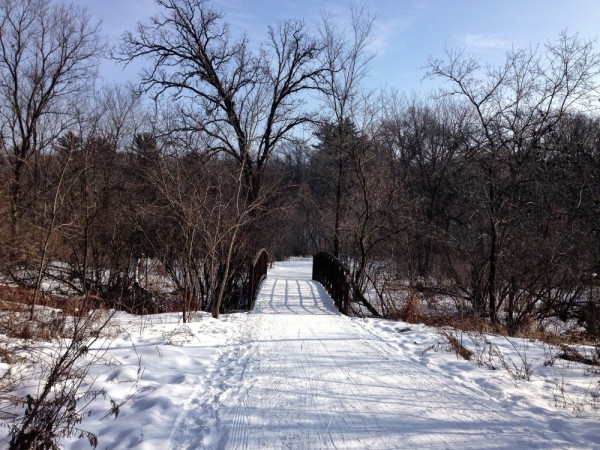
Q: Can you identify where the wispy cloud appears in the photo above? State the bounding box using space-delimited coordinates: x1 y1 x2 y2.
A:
463 33 514 51
371 16 413 56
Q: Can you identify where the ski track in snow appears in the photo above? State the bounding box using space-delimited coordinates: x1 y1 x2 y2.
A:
168 259 580 449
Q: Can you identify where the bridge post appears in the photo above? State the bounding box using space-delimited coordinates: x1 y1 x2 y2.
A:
342 272 350 315
248 249 269 310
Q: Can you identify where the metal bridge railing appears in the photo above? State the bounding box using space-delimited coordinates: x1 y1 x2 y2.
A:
312 251 350 315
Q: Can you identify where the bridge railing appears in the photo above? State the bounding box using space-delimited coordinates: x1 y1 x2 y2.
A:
248 248 269 310
312 251 350 315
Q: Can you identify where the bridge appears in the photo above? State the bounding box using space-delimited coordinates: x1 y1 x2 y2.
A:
169 258 557 449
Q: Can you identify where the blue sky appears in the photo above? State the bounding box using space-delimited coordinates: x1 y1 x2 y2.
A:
80 0 600 95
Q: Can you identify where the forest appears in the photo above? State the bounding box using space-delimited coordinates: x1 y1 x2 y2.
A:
1 0 599 337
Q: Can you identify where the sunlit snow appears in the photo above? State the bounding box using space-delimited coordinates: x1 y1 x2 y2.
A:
4 259 598 449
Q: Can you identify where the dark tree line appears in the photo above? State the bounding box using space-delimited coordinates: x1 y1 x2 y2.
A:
0 0 599 335
0 0 328 320
282 39 600 333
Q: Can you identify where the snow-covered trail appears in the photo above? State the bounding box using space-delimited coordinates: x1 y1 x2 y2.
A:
168 259 571 449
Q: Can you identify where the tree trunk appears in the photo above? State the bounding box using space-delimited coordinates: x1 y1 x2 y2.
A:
487 179 498 324
212 227 239 319
488 222 498 323
333 158 343 258
10 157 25 237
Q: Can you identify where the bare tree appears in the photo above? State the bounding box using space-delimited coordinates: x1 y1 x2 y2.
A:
65 87 147 298
26 135 77 320
317 3 375 257
426 32 600 323
379 95 471 278
120 0 325 202
0 0 103 233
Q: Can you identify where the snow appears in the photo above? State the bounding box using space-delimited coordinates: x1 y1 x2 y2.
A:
2 258 599 449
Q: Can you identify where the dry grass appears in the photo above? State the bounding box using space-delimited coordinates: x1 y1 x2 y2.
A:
440 330 473 360
0 302 118 448
387 289 426 323
0 285 114 343
399 291 421 323
0 285 106 314
388 288 598 346
558 345 600 366
375 278 600 345
162 325 198 346
422 330 473 361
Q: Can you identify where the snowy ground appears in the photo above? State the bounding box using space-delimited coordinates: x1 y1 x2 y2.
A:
2 258 599 449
